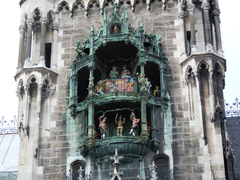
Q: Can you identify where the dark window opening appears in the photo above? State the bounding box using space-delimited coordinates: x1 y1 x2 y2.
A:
77 67 89 103
153 155 170 179
45 43 52 68
186 31 191 56
145 62 160 96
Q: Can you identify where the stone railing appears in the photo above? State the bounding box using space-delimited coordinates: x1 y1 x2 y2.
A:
0 115 17 134
225 98 240 117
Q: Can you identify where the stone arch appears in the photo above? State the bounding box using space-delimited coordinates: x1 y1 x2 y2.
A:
47 10 55 24
70 160 86 180
27 75 39 86
197 60 209 72
56 1 70 13
72 0 85 16
32 7 42 22
153 154 170 177
185 65 196 85
17 79 25 100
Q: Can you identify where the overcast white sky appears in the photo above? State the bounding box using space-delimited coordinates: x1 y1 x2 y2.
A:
0 0 238 120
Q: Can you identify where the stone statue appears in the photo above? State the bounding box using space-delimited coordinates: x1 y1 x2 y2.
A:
129 112 140 136
123 75 134 91
109 66 120 78
145 77 152 94
121 65 131 77
115 114 125 136
109 80 118 92
95 79 107 95
74 40 82 59
155 35 162 55
153 86 161 97
99 114 107 139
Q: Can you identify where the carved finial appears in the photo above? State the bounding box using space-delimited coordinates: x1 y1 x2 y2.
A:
90 25 95 37
109 149 124 180
139 20 144 33
113 0 118 11
149 162 158 180
103 8 107 20
125 7 128 19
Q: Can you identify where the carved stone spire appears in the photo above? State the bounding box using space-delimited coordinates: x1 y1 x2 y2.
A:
109 149 124 180
149 162 158 180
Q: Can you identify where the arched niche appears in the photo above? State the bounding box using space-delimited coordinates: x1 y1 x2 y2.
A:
95 41 138 76
77 67 89 103
153 154 170 178
145 61 160 94
94 102 141 138
71 160 86 180
213 63 223 99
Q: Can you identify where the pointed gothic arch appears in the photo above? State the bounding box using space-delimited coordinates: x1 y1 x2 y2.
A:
72 0 85 16
32 8 42 22
47 10 55 24
56 1 70 13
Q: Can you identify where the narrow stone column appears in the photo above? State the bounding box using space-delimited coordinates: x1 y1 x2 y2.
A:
24 18 34 67
39 17 47 66
212 8 224 57
178 11 187 58
34 83 43 157
187 4 197 53
202 2 213 52
141 98 147 133
17 25 26 70
51 23 59 70
87 102 94 137
159 63 167 98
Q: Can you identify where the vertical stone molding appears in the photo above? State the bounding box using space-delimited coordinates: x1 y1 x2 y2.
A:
51 23 59 70
24 18 34 67
212 8 224 57
178 11 187 58
201 2 213 52
187 4 197 53
17 25 26 71
39 17 47 66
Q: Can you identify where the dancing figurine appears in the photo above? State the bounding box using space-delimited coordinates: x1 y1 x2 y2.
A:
129 112 140 137
109 80 118 92
115 114 125 136
123 75 134 91
99 114 108 139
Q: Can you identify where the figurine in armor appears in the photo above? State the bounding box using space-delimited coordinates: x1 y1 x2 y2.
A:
109 66 119 78
129 112 140 137
115 114 125 136
121 65 131 77
109 80 118 92
153 86 161 97
123 75 134 91
99 114 107 139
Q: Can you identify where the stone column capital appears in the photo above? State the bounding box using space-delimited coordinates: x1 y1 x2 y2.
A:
19 25 26 32
212 8 220 16
26 18 34 27
40 17 47 25
178 11 187 19
52 23 59 31
201 2 210 11
187 3 195 13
